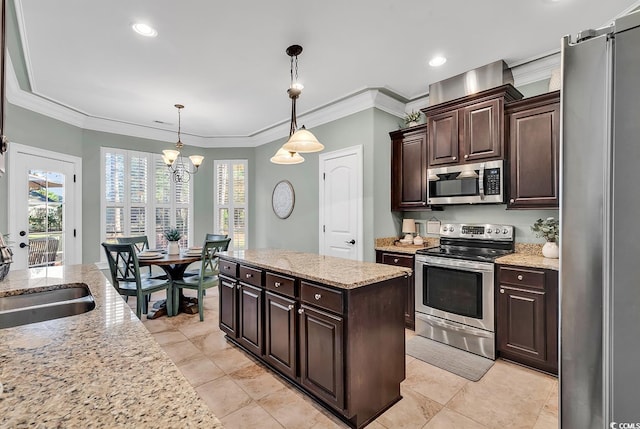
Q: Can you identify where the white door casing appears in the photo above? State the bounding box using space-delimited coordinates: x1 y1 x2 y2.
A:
319 145 363 261
8 143 82 270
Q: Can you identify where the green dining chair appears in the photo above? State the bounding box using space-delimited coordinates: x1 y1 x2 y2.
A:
102 242 173 319
205 233 229 243
117 236 154 278
172 238 229 321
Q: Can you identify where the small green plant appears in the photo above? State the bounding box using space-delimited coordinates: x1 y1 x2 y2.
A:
531 217 559 243
163 228 182 242
404 110 422 125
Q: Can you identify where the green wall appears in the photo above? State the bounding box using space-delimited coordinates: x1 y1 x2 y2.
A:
0 103 253 263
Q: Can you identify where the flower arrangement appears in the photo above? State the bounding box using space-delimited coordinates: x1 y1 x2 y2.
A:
404 110 422 126
531 217 559 243
163 227 182 242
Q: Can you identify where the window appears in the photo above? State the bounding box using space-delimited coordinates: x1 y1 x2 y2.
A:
214 160 248 250
101 148 194 253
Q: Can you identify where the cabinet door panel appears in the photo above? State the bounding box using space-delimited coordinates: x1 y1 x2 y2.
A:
391 127 428 210
508 101 560 208
463 98 501 161
428 110 459 166
498 286 547 363
238 283 263 356
265 292 297 378
219 276 237 338
299 305 344 410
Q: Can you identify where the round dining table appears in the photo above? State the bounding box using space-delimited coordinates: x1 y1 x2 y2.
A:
138 251 201 319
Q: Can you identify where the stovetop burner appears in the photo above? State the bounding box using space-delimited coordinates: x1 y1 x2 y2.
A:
415 222 515 262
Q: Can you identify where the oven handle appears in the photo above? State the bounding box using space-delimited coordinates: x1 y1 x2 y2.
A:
416 255 494 273
417 314 494 338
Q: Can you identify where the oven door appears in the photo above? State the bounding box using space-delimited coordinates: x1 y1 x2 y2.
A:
415 254 495 332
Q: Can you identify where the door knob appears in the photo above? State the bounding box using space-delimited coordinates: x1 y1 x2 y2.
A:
19 231 26 237
346 239 356 245
19 242 29 248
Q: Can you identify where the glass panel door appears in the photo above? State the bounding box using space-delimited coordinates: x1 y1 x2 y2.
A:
27 170 65 267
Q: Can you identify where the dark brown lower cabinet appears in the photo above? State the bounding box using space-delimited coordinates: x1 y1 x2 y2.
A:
299 304 344 410
238 282 263 356
219 275 238 338
375 250 414 329
264 291 297 379
218 257 407 429
496 265 558 374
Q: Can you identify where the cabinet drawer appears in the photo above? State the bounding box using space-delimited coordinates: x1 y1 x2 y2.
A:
381 253 414 269
266 272 296 298
301 281 343 314
239 265 263 287
499 267 545 289
219 260 238 278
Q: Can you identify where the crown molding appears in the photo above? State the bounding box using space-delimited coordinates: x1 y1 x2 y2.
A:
6 49 560 148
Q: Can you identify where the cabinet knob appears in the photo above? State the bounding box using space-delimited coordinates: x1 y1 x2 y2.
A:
509 199 515 204
422 202 426 206
314 293 322 300
500 289 505 294
517 275 523 281
274 282 281 288
393 258 399 263
246 273 252 278
298 308 305 314
452 156 457 161
288 305 294 310
237 284 241 290
464 154 469 159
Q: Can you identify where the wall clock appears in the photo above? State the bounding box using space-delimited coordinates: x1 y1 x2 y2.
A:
272 180 295 219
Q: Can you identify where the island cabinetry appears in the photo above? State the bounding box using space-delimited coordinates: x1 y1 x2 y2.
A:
422 85 523 167
496 265 558 374
376 250 415 329
505 91 560 209
218 254 408 429
237 264 265 356
219 275 239 338
390 125 428 211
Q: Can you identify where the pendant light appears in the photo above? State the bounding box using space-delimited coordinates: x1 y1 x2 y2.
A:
270 45 323 164
162 104 203 183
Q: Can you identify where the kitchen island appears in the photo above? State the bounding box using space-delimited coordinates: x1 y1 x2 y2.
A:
217 249 411 429
0 264 222 428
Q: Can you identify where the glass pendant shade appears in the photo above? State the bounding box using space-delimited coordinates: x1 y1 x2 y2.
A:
189 155 204 167
282 126 324 153
163 149 180 163
270 147 305 164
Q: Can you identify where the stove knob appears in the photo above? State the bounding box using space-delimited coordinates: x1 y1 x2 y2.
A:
487 228 492 233
449 227 454 232
503 228 509 234
495 229 501 234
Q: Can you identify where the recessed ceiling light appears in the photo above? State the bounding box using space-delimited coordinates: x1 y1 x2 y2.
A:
132 23 157 37
429 56 447 67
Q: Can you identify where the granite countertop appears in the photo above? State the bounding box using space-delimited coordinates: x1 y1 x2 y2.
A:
218 249 411 289
0 264 223 428
495 243 559 271
374 237 440 255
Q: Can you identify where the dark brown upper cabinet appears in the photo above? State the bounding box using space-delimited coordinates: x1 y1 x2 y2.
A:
422 85 523 168
505 91 560 209
389 124 428 211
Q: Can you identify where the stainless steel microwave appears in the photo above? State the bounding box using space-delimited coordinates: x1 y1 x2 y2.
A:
427 160 504 205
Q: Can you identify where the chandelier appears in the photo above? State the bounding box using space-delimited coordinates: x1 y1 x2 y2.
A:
162 104 203 183
270 45 324 165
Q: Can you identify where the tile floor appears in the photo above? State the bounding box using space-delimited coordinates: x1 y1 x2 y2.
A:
134 289 558 429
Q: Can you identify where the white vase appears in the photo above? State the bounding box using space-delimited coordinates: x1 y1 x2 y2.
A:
167 241 180 255
542 241 559 259
408 121 418 127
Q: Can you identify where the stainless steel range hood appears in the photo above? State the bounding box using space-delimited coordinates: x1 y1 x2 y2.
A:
428 60 514 106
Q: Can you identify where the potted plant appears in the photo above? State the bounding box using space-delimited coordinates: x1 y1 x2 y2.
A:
164 227 182 255
404 110 422 127
531 217 559 259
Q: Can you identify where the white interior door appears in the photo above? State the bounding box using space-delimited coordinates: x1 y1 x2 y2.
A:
8 143 82 270
319 145 363 261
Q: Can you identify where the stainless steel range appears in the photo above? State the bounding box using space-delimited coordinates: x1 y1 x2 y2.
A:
414 223 515 359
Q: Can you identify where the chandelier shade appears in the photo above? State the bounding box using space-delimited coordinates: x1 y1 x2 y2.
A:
162 104 203 183
270 44 323 164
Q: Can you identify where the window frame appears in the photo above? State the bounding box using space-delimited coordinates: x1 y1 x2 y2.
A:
213 159 249 251
100 147 194 259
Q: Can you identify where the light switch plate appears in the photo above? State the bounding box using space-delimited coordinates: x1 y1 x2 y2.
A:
427 220 441 234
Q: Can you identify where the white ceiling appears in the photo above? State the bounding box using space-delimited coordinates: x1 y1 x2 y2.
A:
12 0 640 147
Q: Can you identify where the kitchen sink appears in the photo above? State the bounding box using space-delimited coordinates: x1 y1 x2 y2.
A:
0 284 95 329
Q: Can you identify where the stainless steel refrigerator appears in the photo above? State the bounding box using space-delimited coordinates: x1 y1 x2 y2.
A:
561 9 640 429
